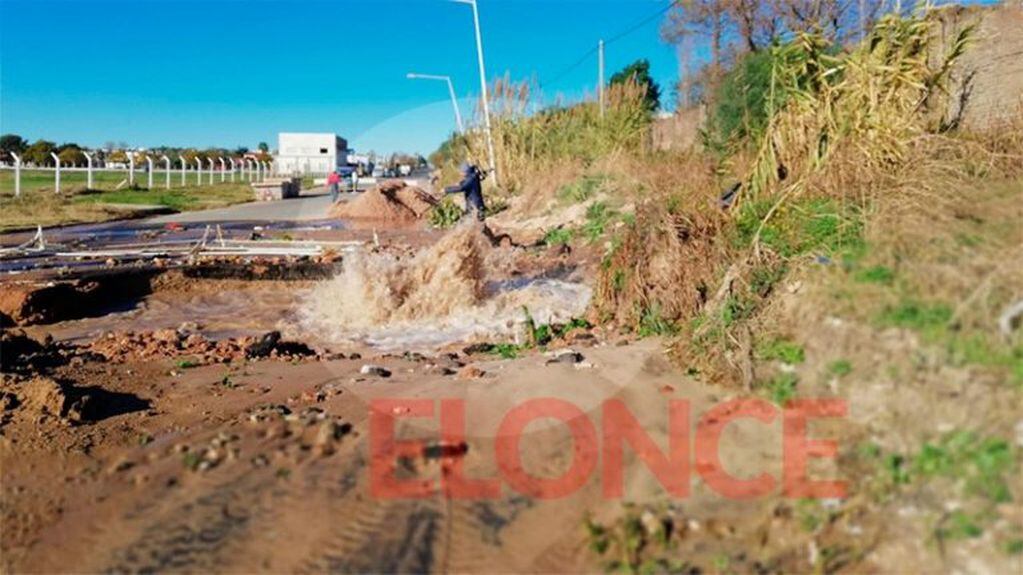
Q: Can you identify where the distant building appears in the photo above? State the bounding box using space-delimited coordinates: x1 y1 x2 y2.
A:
274 133 349 175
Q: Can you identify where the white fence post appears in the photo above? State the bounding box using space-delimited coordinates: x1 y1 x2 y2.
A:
50 152 61 194
129 155 135 187
10 152 21 197
229 158 236 182
218 157 226 182
162 155 171 189
206 158 215 185
195 158 202 185
179 156 187 186
146 157 154 190
83 152 94 189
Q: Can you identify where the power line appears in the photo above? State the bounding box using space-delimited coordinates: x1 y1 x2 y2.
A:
604 1 675 46
542 1 675 89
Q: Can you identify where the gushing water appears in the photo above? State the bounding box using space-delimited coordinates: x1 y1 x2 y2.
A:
301 223 591 350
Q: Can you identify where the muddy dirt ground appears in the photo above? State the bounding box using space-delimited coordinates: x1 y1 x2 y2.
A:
1 213 1017 574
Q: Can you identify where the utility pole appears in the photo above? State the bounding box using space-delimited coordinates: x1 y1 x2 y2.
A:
598 39 605 118
454 0 498 186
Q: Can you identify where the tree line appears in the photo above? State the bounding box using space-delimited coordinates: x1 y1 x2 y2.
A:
0 134 272 167
661 0 885 106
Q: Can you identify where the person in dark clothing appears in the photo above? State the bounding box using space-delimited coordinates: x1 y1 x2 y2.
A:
444 162 487 221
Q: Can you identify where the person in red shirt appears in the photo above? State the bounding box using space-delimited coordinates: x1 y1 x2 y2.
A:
327 170 341 203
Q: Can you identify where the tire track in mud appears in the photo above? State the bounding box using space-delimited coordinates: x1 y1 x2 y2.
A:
299 495 545 573
101 471 269 573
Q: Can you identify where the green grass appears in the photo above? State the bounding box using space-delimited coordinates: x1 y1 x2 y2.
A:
855 265 896 285
637 304 679 337
876 299 953 335
765 373 799 406
827 359 853 377
756 337 806 364
428 196 463 229
736 197 865 259
543 227 574 246
0 181 254 231
487 343 523 360
0 168 249 195
581 201 616 243
557 174 612 204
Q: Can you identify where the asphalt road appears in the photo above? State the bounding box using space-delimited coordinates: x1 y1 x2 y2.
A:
147 188 338 224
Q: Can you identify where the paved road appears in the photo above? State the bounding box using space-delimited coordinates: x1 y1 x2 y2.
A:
147 188 338 224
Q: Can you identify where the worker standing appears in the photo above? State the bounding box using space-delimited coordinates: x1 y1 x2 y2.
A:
350 169 359 193
444 162 487 221
327 170 341 203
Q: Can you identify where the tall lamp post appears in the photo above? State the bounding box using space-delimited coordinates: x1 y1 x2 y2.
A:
451 0 498 186
407 73 465 134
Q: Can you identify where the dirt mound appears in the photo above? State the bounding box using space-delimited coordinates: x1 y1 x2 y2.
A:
0 330 69 374
86 328 317 365
329 180 438 224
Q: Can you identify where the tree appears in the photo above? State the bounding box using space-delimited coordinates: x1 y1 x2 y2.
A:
58 146 85 166
234 146 249 155
257 142 269 153
23 140 57 166
0 134 28 158
662 0 881 107
609 59 662 112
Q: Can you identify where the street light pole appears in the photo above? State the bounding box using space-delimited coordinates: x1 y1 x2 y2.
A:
407 73 465 134
598 39 605 118
453 0 498 186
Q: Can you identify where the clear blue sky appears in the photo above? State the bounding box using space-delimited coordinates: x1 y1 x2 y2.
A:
0 0 683 155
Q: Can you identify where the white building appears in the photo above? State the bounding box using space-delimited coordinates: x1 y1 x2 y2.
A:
274 133 349 175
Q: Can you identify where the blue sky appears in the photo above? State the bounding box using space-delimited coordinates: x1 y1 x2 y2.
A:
0 0 683 155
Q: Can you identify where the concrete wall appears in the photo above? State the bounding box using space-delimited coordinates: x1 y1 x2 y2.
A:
651 106 706 152
937 3 1023 131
